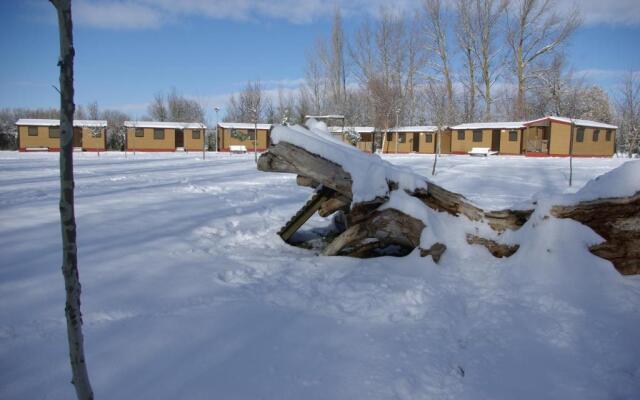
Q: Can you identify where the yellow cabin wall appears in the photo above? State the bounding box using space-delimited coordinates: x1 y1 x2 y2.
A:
451 129 493 153
571 127 616 156
499 129 523 154
356 133 373 153
82 127 106 150
183 128 205 151
19 126 60 149
218 127 269 150
383 132 415 153
127 127 176 150
549 122 571 155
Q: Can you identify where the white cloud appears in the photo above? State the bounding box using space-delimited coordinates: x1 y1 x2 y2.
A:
75 1 163 29
556 0 640 26
72 0 421 29
61 0 640 29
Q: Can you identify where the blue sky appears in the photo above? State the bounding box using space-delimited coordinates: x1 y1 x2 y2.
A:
1 0 639 122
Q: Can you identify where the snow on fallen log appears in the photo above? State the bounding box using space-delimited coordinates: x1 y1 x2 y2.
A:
258 120 640 275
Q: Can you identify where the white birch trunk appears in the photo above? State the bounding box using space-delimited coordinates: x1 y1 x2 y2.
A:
50 1 94 399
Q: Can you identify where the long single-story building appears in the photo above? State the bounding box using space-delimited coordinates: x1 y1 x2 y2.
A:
449 121 526 155
124 121 206 152
382 126 451 154
523 116 616 157
450 116 616 157
16 119 108 152
217 122 273 152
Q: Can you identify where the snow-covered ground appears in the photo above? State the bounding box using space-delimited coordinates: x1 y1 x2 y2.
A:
0 151 638 400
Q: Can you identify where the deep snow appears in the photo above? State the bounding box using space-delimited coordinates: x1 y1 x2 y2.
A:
0 151 639 400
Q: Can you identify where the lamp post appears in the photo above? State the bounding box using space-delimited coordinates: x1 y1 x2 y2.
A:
214 107 220 152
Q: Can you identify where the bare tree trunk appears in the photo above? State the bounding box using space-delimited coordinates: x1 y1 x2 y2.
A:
507 0 580 120
50 1 94 399
569 122 574 186
425 0 454 115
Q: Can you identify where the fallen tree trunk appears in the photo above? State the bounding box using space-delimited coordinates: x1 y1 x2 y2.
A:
258 141 639 275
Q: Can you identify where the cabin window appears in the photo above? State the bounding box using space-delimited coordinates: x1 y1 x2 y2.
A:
28 126 38 136
49 126 60 138
135 128 144 137
425 133 433 143
192 130 201 139
576 127 584 142
606 130 612 141
472 130 482 142
457 130 465 140
92 129 103 138
398 133 406 143
386 132 393 142
592 129 599 142
247 130 256 141
153 128 164 140
509 130 518 142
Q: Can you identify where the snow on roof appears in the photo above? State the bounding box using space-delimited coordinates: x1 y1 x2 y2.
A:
329 126 440 133
450 121 526 130
328 126 376 133
386 126 439 133
525 116 617 129
124 121 206 129
16 119 107 127
272 119 428 203
218 122 272 130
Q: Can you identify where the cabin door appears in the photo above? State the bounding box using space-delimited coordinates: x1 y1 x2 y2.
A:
175 129 184 148
73 127 83 148
491 130 500 152
413 133 420 152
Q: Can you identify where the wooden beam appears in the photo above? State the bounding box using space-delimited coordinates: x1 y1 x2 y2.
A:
278 186 337 242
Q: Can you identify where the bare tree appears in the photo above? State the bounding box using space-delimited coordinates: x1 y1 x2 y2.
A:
456 0 478 122
86 101 99 120
102 109 129 150
425 80 453 175
507 0 581 119
350 9 426 132
49 1 94 399
148 92 169 121
327 8 347 110
424 0 454 118
617 71 640 157
473 0 507 120
224 80 264 123
303 44 327 115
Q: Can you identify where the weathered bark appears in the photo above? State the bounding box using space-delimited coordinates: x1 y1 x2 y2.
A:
259 141 640 274
466 234 520 258
551 193 640 275
323 209 424 257
50 1 94 399
420 243 447 263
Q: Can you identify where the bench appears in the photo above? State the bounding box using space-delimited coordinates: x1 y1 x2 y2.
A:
229 145 247 154
468 147 498 157
25 147 49 152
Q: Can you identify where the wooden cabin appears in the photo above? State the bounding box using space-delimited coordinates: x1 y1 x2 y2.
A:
16 119 107 152
449 122 526 155
124 121 206 152
329 126 376 153
382 126 451 154
217 122 272 152
523 116 616 157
